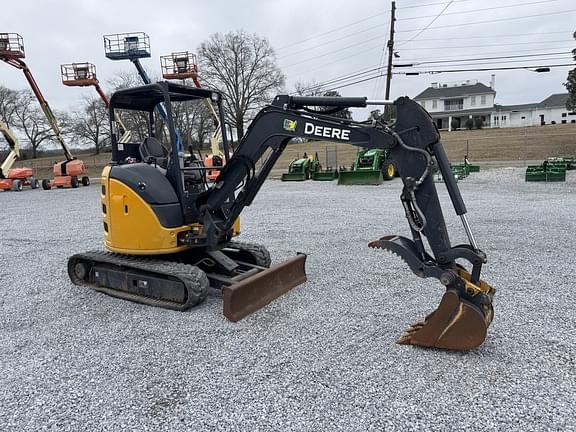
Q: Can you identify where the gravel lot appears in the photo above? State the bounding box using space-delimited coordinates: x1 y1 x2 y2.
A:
1 167 575 431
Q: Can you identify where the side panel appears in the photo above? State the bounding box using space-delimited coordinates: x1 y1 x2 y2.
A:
103 172 190 255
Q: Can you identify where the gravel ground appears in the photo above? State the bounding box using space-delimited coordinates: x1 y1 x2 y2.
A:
1 168 575 431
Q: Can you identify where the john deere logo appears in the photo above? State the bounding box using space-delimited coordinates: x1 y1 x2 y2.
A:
283 119 297 132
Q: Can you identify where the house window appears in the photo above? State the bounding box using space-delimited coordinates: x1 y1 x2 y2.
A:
480 95 486 105
562 120 567 124
521 116 526 120
562 113 567 117
444 98 464 111
420 101 426 109
432 99 437 109
502 115 507 121
471 96 476 106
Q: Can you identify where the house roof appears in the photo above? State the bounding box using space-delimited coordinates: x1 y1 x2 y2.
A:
413 83 495 100
537 93 569 108
494 103 540 112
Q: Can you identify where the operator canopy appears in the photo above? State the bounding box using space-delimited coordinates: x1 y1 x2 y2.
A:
110 81 219 111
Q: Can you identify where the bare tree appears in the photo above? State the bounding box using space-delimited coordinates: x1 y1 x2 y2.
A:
72 96 110 154
0 85 18 127
12 90 55 158
198 30 285 138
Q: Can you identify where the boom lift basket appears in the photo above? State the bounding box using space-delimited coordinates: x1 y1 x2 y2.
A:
0 33 25 58
61 62 98 87
161 52 199 80
104 32 151 61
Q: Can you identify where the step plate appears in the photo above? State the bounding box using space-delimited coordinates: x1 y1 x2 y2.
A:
223 254 307 322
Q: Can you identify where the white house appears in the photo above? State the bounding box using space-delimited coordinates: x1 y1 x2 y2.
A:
413 78 574 130
413 79 496 130
492 94 575 128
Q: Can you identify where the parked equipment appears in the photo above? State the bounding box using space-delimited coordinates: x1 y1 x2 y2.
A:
452 155 480 175
281 152 321 181
525 159 566 182
312 167 339 181
68 82 494 351
338 148 396 185
0 33 89 190
0 121 39 191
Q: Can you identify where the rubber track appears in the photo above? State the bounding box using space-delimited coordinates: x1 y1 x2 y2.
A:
224 241 271 267
68 250 209 311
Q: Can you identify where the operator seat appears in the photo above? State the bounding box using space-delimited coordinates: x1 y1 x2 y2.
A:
139 137 169 170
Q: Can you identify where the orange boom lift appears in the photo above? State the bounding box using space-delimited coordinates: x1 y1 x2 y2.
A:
0 33 89 190
60 62 131 143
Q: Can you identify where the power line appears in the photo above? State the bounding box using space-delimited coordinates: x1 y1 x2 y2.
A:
397 0 454 46
397 0 563 21
278 28 385 60
401 51 573 66
395 63 575 74
313 64 574 93
398 41 573 52
399 48 576 63
397 9 576 33
282 40 384 69
395 30 573 42
293 51 574 94
409 56 573 68
276 10 389 51
397 0 475 10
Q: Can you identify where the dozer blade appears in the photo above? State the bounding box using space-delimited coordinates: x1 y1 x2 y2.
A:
337 169 383 185
398 287 493 351
223 254 307 322
281 172 307 181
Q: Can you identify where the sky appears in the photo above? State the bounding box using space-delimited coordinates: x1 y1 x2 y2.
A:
1 0 575 121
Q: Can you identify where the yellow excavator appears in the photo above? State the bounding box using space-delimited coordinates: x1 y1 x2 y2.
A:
68 82 495 351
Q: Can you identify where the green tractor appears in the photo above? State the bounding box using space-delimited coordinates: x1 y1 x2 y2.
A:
281 152 321 181
338 149 396 185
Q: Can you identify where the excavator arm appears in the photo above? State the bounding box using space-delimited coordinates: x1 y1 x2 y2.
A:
197 94 495 350
0 121 20 178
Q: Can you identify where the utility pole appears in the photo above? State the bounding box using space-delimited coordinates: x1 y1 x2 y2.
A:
385 1 396 100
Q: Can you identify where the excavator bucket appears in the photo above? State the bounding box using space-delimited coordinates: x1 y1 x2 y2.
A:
397 269 495 350
281 172 307 181
223 254 307 321
337 169 383 185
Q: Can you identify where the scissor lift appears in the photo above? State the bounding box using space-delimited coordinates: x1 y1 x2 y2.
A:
0 33 89 190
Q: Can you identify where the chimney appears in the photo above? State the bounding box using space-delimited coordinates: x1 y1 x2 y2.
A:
490 74 496 90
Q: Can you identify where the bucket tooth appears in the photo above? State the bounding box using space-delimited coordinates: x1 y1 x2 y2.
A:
397 289 490 350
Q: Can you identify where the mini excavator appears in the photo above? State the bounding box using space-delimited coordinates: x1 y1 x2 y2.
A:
68 82 495 351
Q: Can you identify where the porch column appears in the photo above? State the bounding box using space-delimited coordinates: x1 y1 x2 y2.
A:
448 115 452 132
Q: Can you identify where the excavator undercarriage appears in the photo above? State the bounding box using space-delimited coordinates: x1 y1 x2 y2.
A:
68 81 495 351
